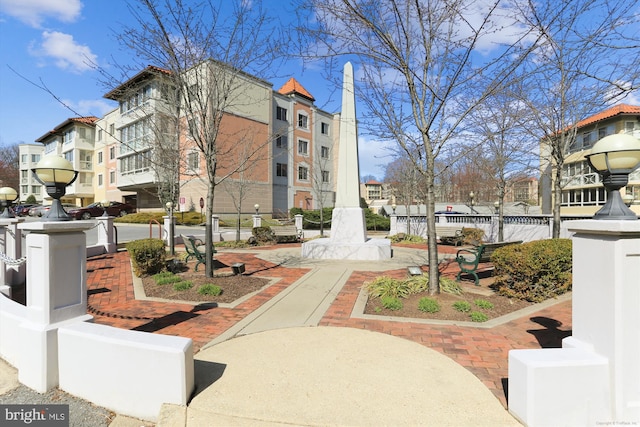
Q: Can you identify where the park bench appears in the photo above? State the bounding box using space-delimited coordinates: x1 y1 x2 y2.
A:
455 240 523 285
435 225 464 246
270 225 303 243
180 234 216 272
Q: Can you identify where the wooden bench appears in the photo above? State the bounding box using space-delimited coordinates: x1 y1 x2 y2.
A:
180 234 216 272
270 225 302 243
455 241 523 285
435 225 464 246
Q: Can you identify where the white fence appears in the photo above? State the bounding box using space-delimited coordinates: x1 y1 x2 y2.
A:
390 214 593 242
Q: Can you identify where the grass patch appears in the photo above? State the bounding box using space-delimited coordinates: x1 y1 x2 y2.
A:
173 280 194 291
452 301 472 312
198 284 222 296
474 299 494 310
418 297 440 313
381 296 403 311
470 311 489 322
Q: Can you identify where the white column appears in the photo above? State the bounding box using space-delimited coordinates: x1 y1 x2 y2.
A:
16 221 93 392
253 214 262 228
96 216 116 253
509 220 640 426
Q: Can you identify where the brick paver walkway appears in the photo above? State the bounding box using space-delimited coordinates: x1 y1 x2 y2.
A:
86 244 572 408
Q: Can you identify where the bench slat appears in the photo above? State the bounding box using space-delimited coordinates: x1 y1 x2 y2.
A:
455 241 522 285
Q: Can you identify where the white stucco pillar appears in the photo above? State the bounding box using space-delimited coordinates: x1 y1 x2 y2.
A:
0 217 25 294
96 216 116 253
253 214 262 228
16 221 94 392
509 220 640 426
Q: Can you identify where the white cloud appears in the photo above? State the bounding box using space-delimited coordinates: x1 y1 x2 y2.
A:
0 0 82 27
67 99 116 117
358 136 395 180
30 31 97 73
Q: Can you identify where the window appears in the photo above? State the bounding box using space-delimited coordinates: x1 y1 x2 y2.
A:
298 166 308 180
120 84 152 113
21 154 27 164
64 151 73 162
109 147 115 160
109 171 116 184
321 122 329 135
276 135 287 148
98 174 103 186
321 146 329 158
276 106 287 121
31 154 40 163
626 121 638 133
109 124 115 135
120 119 151 154
98 152 103 164
276 163 287 177
98 129 103 141
187 151 199 172
21 185 28 194
298 113 308 129
322 170 330 182
120 151 151 174
80 151 92 170
188 117 199 137
44 141 55 154
21 170 28 183
298 139 308 155
63 129 74 144
32 186 40 196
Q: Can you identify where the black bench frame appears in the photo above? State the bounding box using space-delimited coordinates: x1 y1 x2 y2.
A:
455 241 522 286
181 234 217 272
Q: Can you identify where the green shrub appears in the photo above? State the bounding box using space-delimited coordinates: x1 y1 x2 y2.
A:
381 296 403 310
126 238 166 276
366 276 411 299
198 284 222 296
115 211 205 225
461 228 484 245
492 239 572 302
474 299 494 310
418 297 440 313
364 210 390 231
440 276 463 295
404 275 429 294
388 233 425 243
452 301 472 312
173 280 193 291
252 226 275 244
470 311 489 322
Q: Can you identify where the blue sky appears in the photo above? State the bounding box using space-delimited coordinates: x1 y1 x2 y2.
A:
0 0 392 179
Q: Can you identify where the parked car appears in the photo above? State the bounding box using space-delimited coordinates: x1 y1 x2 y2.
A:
30 204 79 217
67 202 136 220
14 204 37 216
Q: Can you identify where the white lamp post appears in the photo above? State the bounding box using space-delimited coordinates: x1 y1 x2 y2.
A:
101 199 111 217
31 156 78 221
254 203 260 215
0 187 19 218
166 201 175 255
585 133 640 220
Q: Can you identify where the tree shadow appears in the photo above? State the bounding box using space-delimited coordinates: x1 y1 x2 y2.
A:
527 316 572 348
132 311 199 333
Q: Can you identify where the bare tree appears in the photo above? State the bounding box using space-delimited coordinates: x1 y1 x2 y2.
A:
115 0 283 276
309 143 334 236
0 143 20 190
514 0 640 237
295 0 541 294
465 93 538 240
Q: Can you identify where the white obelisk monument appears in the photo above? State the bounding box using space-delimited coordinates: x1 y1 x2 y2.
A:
302 62 391 260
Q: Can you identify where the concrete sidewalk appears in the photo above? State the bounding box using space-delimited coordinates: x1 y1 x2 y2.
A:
155 246 520 426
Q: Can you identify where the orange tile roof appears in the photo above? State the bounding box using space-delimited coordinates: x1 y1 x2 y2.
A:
35 116 99 142
277 77 315 101
576 104 640 129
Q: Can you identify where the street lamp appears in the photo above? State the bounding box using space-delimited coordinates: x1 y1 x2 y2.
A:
468 191 476 214
585 133 640 220
622 194 634 207
254 203 260 215
0 187 18 218
494 201 499 215
32 155 78 221
166 201 175 256
391 203 397 214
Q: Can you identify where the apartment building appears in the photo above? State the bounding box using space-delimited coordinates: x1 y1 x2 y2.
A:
17 144 44 203
20 62 338 217
540 104 640 215
28 116 99 207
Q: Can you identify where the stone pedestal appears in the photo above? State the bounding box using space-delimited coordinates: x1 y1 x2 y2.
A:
253 214 262 228
16 221 94 392
509 220 640 426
